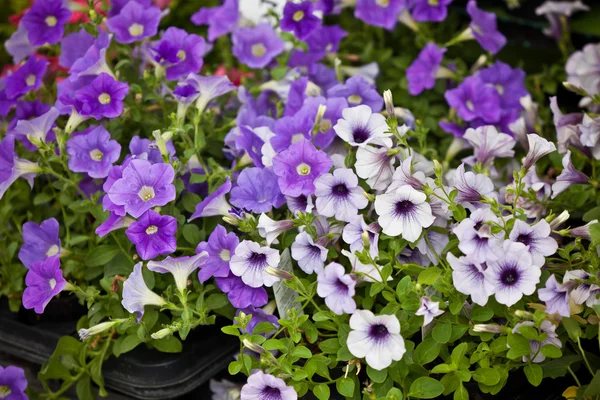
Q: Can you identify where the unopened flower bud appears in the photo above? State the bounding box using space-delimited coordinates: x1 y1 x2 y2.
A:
361 231 371 250
78 319 124 341
563 82 588 96
472 324 507 334
243 339 266 354
548 210 570 230
265 266 292 280
151 327 173 340
383 90 395 119
433 160 443 180
514 310 534 319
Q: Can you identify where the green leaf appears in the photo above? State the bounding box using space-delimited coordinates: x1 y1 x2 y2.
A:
408 377 445 399
182 224 201 245
562 317 582 341
591 222 600 245
336 377 355 397
473 367 500 386
252 321 276 336
454 383 468 400
584 370 600 397
524 364 543 387
76 375 94 400
432 323 452 344
221 326 241 336
418 267 442 285
506 333 531 359
313 383 330 400
205 293 229 310
313 311 331 321
541 355 582 379
541 344 562 359
386 387 403 400
471 307 494 322
431 364 454 374
292 346 312 358
85 245 120 267
583 206 600 222
451 343 468 365
367 366 387 383
415 338 441 364
319 338 341 354
33 192 52 205
116 335 142 356
152 336 182 353
516 325 539 341
228 361 242 375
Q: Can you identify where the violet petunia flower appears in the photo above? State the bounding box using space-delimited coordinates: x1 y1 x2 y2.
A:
147 253 208 293
477 61 528 109
230 168 285 214
129 135 175 164
462 125 515 168
444 76 502 123
549 96 585 155
347 310 406 371
19 218 61 269
179 73 236 112
0 365 28 400
69 31 113 78
239 306 279 335
333 105 391 147
150 27 210 81
566 43 600 96
196 225 239 283
0 136 41 200
317 262 356 315
328 76 383 111
109 0 152 17
13 107 59 149
59 28 96 69
126 210 177 261
75 73 129 120
257 214 294 245
280 1 322 40
107 159 176 218
232 23 285 69
314 168 368 222
230 240 281 288
21 0 71 46
22 255 66 314
513 321 562 363
216 272 268 309
406 43 447 96
107 1 162 44
523 134 557 170
305 25 347 58
467 0 507 55
189 178 232 221
291 231 328 274
410 0 453 22
508 219 557 268
4 56 48 100
270 113 314 153
95 212 135 238
240 371 297 400
122 263 167 321
272 138 333 197
8 100 51 133
484 241 540 307
453 208 502 264
5 23 35 64
447 253 493 306
67 125 121 179
191 0 239 42
538 274 570 317
285 194 314 215
354 0 406 30
415 296 444 326
551 150 590 198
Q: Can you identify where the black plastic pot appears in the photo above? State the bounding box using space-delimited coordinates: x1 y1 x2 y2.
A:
0 299 238 399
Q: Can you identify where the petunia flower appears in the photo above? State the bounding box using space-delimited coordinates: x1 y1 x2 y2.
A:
291 231 328 274
484 241 540 307
0 136 41 200
508 219 557 268
189 178 233 221
538 274 570 317
374 184 434 242
69 31 113 78
462 125 516 168
109 0 152 17
355 144 396 191
342 215 380 259
5 23 35 64
285 194 314 215
22 255 66 314
4 56 48 100
75 73 129 120
59 28 96 69
149 27 210 81
122 263 167 321
477 61 528 109
95 212 135 238
453 208 502 264
125 210 177 261
523 134 557 170
314 168 368 222
410 0 453 22
444 76 502 123
232 23 284 69
240 371 297 400
0 365 28 400
280 1 322 40
66 125 121 179
196 225 239 283
466 0 507 55
18 218 61 269
106 1 162 44
387 155 427 193
333 105 391 148
513 321 562 363
347 309 406 371
566 43 600 96
328 76 383 111
179 73 236 113
447 253 493 306
564 270 600 306
9 100 51 133
452 164 496 211
317 262 356 315
354 0 406 30
13 107 59 148
21 0 72 46
406 43 447 96
230 168 285 214
147 253 208 293
107 159 176 218
536 1 589 41
305 25 347 59
416 228 449 266
230 240 281 288
270 114 314 154
580 114 600 160
551 150 590 198
191 0 239 42
257 214 294 246
415 296 444 326
216 272 268 309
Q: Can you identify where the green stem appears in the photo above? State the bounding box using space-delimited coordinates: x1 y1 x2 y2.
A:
567 366 582 387
577 337 595 376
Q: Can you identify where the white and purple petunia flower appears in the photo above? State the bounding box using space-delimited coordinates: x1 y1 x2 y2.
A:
232 23 285 69
374 184 434 242
291 231 328 275
508 219 557 267
18 217 61 269
178 73 236 112
447 253 494 306
342 215 380 259
13 107 59 149
314 168 368 222
342 249 390 283
355 144 396 191
415 296 445 327
125 210 177 261
122 263 167 321
347 309 406 370
564 270 600 307
257 214 294 245
453 208 502 264
462 125 516 168
552 150 590 198
230 240 281 288
317 262 356 315
21 0 71 46
452 164 497 211
66 125 121 179
240 371 297 400
22 255 66 314
538 274 570 317
106 1 162 44
147 253 208 293
196 225 239 283
523 133 557 170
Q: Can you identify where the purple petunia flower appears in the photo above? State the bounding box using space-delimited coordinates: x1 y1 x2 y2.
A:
69 31 113 78
179 73 236 112
415 296 444 326
95 212 135 238
354 0 406 30
285 194 314 215
216 272 268 309
22 255 66 314
333 104 391 147
445 76 502 123
150 27 209 81
0 135 41 200
75 73 129 120
270 113 314 153
5 23 35 64
107 159 176 218
125 210 177 261
291 231 328 274
551 150 590 198
328 76 383 111
230 168 285 213
580 114 600 160
272 138 333 197
314 168 368 222
239 306 279 335
189 178 233 221
230 240 280 288
447 253 493 306
0 365 28 400
196 225 239 283
147 253 208 293
129 136 176 164
508 220 557 268
317 262 356 315
484 241 540 307
280 1 322 40
122 263 166 321
13 106 59 149
191 0 239 42
59 28 96 69
305 25 347 59
477 61 528 109
66 125 121 179
410 0 453 22
549 96 585 155
467 0 507 55
232 23 285 69
107 1 162 44
452 164 497 211
297 96 348 149
21 0 71 46
4 56 48 100
407 43 447 96
8 100 51 133
453 208 501 264
19 217 61 269
109 0 152 17
347 309 406 371
538 274 570 317
240 371 297 400
536 1 589 41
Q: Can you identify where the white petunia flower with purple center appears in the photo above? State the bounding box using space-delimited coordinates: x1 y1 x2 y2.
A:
346 309 406 371
387 155 427 193
291 232 328 275
355 144 396 190
314 168 368 222
462 125 516 168
415 296 444 327
484 241 540 307
333 105 392 148
508 219 558 267
374 184 434 242
523 133 556 170
230 240 281 288
453 208 502 264
240 370 297 400
147 253 208 294
452 163 497 211
317 262 357 315
342 215 380 259
447 253 493 306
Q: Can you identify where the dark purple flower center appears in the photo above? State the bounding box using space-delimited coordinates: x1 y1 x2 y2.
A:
334 278 349 295
368 323 390 342
260 386 282 400
466 264 485 281
248 252 268 269
516 233 533 247
473 221 483 231
394 200 415 216
332 183 349 197
309 245 322 258
352 126 371 144
500 265 520 286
